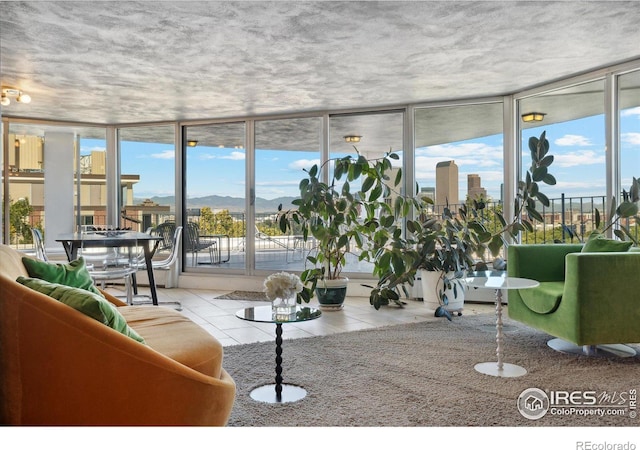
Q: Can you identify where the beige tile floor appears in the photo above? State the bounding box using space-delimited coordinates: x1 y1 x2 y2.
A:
107 285 495 347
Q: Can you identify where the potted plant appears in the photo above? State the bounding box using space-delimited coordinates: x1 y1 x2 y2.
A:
369 131 562 320
277 149 401 310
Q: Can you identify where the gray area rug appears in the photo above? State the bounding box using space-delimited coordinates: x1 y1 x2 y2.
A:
224 313 640 427
216 290 268 301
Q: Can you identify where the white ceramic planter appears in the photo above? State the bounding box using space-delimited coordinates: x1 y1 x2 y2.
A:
419 269 465 313
315 277 349 310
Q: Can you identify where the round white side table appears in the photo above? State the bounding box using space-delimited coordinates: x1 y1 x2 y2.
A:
465 275 539 377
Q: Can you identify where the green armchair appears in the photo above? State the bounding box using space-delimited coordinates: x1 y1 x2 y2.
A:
507 244 640 357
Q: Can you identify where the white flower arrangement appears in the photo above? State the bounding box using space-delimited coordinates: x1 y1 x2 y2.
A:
263 271 304 301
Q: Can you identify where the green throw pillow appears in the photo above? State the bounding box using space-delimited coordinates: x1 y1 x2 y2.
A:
581 233 633 253
17 276 146 344
22 256 103 296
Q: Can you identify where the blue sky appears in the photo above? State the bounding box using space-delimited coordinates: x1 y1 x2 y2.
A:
81 107 640 203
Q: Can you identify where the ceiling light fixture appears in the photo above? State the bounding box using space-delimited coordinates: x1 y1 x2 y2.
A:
521 112 546 122
186 140 198 147
1 87 31 106
344 135 362 143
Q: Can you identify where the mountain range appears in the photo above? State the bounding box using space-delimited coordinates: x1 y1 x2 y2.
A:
135 194 298 213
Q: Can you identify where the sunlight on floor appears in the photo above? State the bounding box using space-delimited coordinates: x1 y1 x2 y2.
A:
106 285 495 347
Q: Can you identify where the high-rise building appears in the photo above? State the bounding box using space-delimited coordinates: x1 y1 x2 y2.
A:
467 173 487 200
435 160 459 207
419 186 435 202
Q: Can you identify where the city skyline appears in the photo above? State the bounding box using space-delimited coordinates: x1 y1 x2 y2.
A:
80 108 639 206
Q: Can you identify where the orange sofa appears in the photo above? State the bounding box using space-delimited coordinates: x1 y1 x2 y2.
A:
0 244 235 426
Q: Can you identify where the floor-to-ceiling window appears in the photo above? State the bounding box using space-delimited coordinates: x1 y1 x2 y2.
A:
254 116 322 272
415 102 504 213
618 69 640 241
76 129 108 229
329 111 404 275
2 122 106 253
118 125 176 233
3 59 638 286
183 122 246 270
518 79 606 243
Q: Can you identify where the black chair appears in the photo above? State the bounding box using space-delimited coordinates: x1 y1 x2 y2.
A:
185 222 217 265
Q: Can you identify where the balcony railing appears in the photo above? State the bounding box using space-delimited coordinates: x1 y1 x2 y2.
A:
13 195 639 256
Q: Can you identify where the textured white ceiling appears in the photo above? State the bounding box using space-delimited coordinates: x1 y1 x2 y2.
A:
2 1 639 126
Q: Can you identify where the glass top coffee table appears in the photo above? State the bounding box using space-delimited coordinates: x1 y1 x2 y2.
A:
465 275 539 378
236 305 321 403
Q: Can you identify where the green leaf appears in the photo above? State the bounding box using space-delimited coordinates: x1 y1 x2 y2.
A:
595 209 601 228
394 168 402 187
526 206 544 222
391 253 405 274
352 162 363 180
613 229 626 240
532 166 548 182
369 185 382 202
278 214 288 233
308 165 318 178
361 176 375 193
536 192 550 207
539 154 554 168
434 306 452 321
489 235 503 256
522 220 534 233
617 202 638 218
542 173 556 185
528 136 539 154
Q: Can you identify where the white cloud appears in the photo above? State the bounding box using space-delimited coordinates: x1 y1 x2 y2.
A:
150 150 175 160
621 132 640 146
415 142 503 171
197 150 246 160
554 135 592 147
289 158 320 171
553 150 605 167
621 106 640 117
220 151 245 160
554 180 605 191
256 180 300 187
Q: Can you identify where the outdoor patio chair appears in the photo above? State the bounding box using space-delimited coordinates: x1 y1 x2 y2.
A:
185 222 217 265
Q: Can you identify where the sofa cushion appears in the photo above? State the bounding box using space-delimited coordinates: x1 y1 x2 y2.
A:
21 256 103 296
119 306 224 378
16 276 145 344
581 233 633 253
519 281 564 314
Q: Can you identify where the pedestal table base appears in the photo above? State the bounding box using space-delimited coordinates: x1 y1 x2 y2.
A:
474 362 527 377
250 384 307 403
